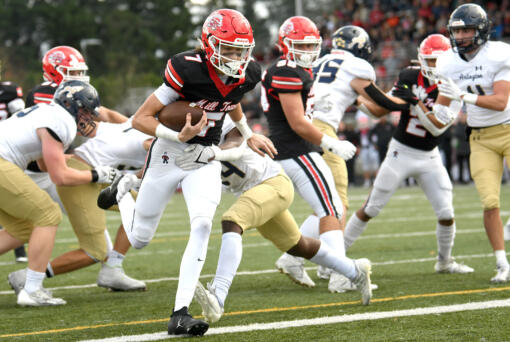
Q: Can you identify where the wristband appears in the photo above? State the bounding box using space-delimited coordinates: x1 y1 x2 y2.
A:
462 93 478 105
91 169 99 183
155 123 180 142
234 116 253 140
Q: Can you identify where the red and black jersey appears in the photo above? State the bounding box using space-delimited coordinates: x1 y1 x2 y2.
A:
25 81 59 107
0 81 23 120
163 50 261 146
392 67 440 151
261 58 321 160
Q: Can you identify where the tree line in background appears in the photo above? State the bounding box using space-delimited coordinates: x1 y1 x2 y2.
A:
0 0 332 109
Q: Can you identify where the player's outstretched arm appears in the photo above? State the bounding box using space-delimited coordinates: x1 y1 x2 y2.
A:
352 78 409 112
96 106 129 124
228 104 277 158
280 92 355 160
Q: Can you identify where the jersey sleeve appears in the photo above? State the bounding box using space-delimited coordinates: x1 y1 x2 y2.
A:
163 56 185 93
270 64 305 94
494 43 510 82
342 57 376 81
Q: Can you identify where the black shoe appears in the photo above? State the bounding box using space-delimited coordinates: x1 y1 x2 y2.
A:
167 306 209 336
97 175 123 210
14 246 28 263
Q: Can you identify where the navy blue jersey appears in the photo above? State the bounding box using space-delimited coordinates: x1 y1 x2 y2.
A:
163 50 261 146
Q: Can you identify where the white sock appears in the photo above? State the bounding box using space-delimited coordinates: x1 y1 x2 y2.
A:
436 222 455 261
119 194 136 246
495 250 509 268
174 217 212 311
106 250 125 268
25 268 45 293
299 215 320 239
104 229 113 253
309 242 357 280
212 232 243 308
320 230 345 257
506 217 510 228
344 213 368 250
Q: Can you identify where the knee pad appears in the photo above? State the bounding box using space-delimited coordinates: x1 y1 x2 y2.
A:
363 189 391 218
130 222 157 249
190 216 212 236
436 207 454 222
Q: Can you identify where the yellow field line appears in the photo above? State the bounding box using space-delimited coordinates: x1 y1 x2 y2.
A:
2 285 510 338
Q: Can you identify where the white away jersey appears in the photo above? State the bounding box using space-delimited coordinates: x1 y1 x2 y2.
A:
74 119 152 170
0 103 76 169
436 41 510 127
313 50 376 130
219 117 281 194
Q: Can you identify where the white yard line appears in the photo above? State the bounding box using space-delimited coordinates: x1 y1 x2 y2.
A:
78 299 510 341
0 251 498 295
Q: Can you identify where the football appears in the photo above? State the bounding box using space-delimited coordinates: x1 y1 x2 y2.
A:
158 100 205 131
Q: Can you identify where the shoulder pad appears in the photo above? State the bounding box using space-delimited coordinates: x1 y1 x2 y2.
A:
342 56 375 81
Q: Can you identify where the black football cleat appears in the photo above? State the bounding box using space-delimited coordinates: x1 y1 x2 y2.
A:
167 306 209 336
97 175 123 210
14 245 28 263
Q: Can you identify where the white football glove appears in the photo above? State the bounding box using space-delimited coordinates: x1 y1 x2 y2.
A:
175 144 216 171
116 174 142 202
437 77 464 101
93 166 119 184
320 135 357 160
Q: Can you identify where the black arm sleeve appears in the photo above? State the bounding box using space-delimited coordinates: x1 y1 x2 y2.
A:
364 83 409 112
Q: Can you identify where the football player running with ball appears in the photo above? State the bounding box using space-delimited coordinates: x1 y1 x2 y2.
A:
435 4 510 283
260 16 372 294
343 33 474 280
118 9 275 337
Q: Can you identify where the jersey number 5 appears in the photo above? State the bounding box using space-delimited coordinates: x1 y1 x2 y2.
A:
315 58 344 84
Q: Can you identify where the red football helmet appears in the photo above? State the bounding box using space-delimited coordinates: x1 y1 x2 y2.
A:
201 9 254 79
278 16 322 68
42 46 89 85
418 34 451 83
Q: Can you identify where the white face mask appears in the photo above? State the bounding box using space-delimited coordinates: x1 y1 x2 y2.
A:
208 37 254 78
284 38 322 68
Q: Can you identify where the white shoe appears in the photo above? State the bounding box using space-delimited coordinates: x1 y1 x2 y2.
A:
194 281 223 323
491 265 510 283
317 266 332 280
434 258 474 274
8 268 26 295
17 288 66 306
504 223 510 241
275 254 315 288
353 258 372 305
97 264 146 291
328 272 355 293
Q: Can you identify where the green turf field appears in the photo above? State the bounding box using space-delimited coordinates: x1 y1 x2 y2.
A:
1 184 510 341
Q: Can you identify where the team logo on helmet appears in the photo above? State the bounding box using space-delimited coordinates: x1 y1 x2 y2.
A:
351 35 367 48
280 21 294 36
61 85 84 97
205 13 223 33
333 37 346 49
47 51 66 65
